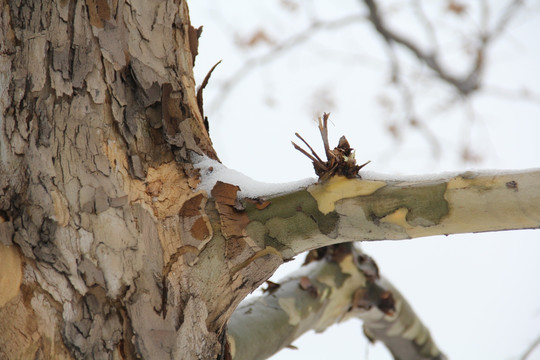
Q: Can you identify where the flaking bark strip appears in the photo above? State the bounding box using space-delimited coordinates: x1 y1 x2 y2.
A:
211 181 250 260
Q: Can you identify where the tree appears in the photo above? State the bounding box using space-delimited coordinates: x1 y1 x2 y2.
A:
0 1 539 360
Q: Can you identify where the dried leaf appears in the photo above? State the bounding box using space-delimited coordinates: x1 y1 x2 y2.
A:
447 0 466 15
236 29 276 48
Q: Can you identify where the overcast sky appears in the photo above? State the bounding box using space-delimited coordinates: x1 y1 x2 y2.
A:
189 1 540 359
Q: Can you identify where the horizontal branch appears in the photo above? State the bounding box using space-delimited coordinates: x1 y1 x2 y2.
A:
228 244 446 360
239 170 540 259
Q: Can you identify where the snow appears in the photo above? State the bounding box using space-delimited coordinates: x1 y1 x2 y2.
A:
361 168 540 182
193 154 316 198
195 153 540 198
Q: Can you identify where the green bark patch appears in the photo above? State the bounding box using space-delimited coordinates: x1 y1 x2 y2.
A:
243 190 339 237
357 181 449 227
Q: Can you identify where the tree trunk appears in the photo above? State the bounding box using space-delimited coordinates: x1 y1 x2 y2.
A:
0 1 273 358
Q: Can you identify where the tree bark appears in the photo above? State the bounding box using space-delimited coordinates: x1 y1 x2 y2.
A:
0 1 259 359
1 1 540 360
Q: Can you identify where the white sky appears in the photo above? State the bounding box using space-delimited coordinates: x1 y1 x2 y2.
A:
189 1 540 359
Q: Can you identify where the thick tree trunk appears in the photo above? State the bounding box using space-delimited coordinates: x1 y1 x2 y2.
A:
0 1 272 359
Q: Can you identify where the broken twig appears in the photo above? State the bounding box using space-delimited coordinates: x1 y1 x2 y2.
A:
292 113 370 181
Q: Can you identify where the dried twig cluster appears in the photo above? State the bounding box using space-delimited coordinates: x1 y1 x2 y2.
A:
292 113 370 181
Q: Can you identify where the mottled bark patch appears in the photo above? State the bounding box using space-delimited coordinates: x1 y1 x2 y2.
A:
359 181 449 227
308 176 386 214
244 189 340 250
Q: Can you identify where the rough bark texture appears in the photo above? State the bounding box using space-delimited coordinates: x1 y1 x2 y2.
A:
0 1 282 359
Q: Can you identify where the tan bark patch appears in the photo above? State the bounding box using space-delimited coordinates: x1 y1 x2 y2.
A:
178 192 212 246
380 207 412 230
145 179 163 197
308 176 386 214
86 0 111 29
51 189 70 227
104 141 195 219
0 244 22 307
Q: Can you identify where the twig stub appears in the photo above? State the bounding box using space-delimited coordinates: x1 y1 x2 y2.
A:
292 113 370 181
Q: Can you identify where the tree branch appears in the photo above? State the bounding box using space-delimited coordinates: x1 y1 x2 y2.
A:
228 244 446 360
237 169 540 259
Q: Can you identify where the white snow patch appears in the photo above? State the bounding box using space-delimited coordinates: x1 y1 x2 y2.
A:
193 155 316 199
194 155 540 198
360 168 540 182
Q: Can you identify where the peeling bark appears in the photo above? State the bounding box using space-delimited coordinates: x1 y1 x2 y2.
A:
0 1 247 359
228 245 446 360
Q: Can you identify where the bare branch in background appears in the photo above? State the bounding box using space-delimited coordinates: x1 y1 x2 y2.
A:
363 0 479 95
209 14 366 112
360 0 529 163
489 0 525 40
520 333 540 360
205 0 532 165
380 37 442 159
412 0 439 52
362 0 526 96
